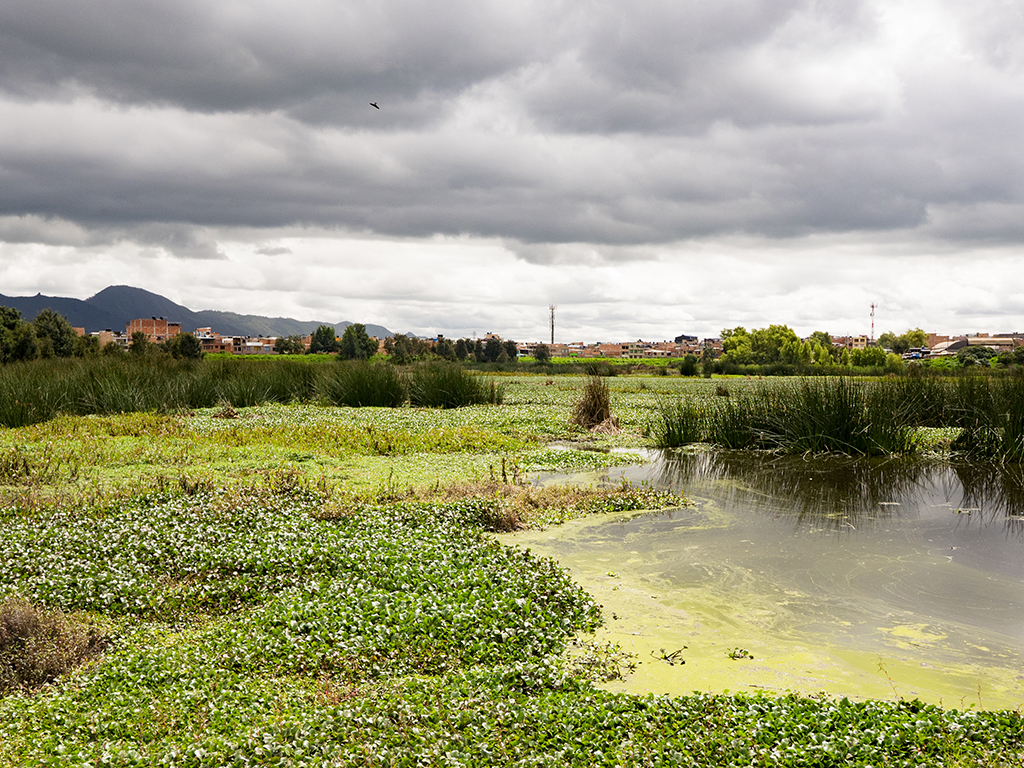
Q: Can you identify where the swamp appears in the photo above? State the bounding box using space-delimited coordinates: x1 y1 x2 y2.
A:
0 359 1023 766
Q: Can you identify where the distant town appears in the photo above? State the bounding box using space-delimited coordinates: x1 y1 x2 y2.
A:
83 316 1024 362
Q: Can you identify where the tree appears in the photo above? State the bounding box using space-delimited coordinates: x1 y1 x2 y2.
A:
167 332 203 359
130 331 150 356
338 323 378 360
0 307 38 364
385 333 428 364
533 343 551 363
957 346 997 366
720 327 752 364
435 337 457 361
74 334 101 358
0 306 21 333
102 340 125 356
274 335 306 355
700 342 716 370
879 328 928 355
749 324 800 365
721 324 799 365
503 340 518 361
808 331 832 349
678 354 698 376
483 337 503 363
850 346 887 367
454 339 470 361
33 308 78 358
308 325 339 354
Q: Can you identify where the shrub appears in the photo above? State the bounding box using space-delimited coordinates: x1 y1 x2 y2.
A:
0 599 106 694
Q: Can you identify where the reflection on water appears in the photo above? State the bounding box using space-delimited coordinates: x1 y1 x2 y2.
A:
649 451 1024 540
516 450 1024 707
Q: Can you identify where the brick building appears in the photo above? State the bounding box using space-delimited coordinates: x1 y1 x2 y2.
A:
126 317 181 343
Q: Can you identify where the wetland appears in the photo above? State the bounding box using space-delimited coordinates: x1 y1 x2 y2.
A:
0 360 1022 766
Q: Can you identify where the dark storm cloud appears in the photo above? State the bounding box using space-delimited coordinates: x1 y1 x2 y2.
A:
0 0 553 123
2 0 1024 256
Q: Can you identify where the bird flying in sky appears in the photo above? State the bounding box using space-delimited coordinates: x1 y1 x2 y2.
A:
370 102 379 109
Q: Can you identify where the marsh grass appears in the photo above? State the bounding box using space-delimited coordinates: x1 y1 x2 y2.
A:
654 374 1024 459
657 378 916 455
319 361 407 407
407 363 499 408
0 358 510 427
654 400 706 446
0 599 106 694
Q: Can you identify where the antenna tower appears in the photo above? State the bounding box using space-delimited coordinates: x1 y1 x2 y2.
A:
549 305 556 345
870 302 877 342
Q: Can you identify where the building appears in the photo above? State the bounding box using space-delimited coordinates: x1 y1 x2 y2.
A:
94 330 131 350
127 317 181 344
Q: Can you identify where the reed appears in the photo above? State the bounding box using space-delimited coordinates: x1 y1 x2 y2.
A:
319 361 407 407
652 400 705 447
657 377 917 456
407 363 494 408
997 375 1024 462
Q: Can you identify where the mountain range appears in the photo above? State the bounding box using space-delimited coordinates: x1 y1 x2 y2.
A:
0 285 394 339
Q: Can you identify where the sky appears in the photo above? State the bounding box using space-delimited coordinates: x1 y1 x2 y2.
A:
2 0 1024 342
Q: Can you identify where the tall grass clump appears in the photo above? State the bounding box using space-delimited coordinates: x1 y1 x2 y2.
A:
407 363 497 408
947 375 1001 457
998 374 1024 462
705 395 760 448
570 376 613 429
652 400 706 447
762 378 869 454
319 361 407 407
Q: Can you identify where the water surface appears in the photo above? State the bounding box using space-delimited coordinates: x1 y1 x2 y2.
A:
508 451 1024 707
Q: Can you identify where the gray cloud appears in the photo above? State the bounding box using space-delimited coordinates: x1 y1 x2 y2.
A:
1 0 1024 264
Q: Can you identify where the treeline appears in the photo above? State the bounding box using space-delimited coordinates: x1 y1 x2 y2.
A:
710 325 1024 376
382 335 520 365
283 323 522 365
1 306 203 363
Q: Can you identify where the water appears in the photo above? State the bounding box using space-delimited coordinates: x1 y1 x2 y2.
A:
506 451 1024 708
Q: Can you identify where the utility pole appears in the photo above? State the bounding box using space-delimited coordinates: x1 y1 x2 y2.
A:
870 302 877 343
549 305 556 345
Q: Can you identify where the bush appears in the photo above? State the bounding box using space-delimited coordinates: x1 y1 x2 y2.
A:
1 598 106 694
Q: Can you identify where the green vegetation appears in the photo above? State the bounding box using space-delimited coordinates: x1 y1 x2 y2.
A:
0 357 506 427
408 363 503 408
337 323 378 360
0 371 1021 765
652 374 1024 460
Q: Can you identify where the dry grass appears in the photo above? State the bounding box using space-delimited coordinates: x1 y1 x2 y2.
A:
314 478 681 531
570 376 612 430
0 598 107 695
